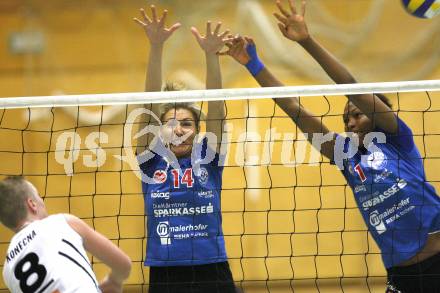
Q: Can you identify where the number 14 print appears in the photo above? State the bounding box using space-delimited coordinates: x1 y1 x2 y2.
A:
171 168 194 188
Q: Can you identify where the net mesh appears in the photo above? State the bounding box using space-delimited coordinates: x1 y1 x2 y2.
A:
0 83 440 292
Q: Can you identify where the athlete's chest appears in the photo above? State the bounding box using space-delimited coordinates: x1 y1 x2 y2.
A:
344 145 401 185
344 145 413 209
146 159 220 203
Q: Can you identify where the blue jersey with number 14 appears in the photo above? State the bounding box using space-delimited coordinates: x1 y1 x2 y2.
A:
139 139 227 266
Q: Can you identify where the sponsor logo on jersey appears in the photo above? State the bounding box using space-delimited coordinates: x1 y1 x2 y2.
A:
369 210 387 234
167 223 210 240
343 160 355 175
153 170 167 184
154 203 214 217
362 178 407 211
373 169 392 183
198 190 214 199
359 191 379 203
354 185 367 193
169 223 208 233
156 221 171 245
384 198 412 225
366 151 387 170
367 198 413 232
197 167 209 185
348 164 355 175
151 191 170 200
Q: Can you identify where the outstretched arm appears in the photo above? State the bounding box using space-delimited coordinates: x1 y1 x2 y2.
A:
223 37 336 160
66 215 131 293
192 22 229 152
134 5 181 154
134 5 181 92
274 0 397 134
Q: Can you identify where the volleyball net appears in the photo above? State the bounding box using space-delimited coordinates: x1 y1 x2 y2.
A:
0 80 440 292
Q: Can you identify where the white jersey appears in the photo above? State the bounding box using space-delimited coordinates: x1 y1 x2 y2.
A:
2 214 100 293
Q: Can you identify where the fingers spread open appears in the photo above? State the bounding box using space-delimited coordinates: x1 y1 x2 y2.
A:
206 21 212 35
220 29 230 39
133 18 146 26
273 12 287 24
288 0 297 15
244 36 255 46
140 8 152 24
214 22 222 35
191 26 202 42
150 5 158 22
301 0 306 17
276 0 290 17
168 23 181 33
277 23 288 37
159 9 168 26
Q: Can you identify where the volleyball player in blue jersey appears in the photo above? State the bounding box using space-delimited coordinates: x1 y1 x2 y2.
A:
224 1 440 291
133 5 236 293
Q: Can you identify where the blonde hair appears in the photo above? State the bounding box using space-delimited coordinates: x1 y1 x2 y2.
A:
160 81 205 132
162 81 186 92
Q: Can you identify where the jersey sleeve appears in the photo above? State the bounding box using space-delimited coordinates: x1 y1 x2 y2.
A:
137 149 161 174
2 265 12 292
376 116 415 153
45 214 84 245
199 136 225 169
329 133 350 176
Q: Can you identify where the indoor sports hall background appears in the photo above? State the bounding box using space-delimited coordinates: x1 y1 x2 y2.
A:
1 0 440 292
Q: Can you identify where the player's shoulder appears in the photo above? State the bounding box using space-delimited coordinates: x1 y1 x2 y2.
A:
37 214 81 238
41 213 69 226
138 149 164 171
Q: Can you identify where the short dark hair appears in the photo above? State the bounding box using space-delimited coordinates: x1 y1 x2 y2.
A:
344 93 393 114
375 93 393 108
0 176 33 229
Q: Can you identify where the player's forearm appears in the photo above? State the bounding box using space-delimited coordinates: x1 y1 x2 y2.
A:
248 65 302 119
205 53 222 90
205 53 225 142
252 68 304 124
91 237 131 284
298 36 356 85
136 103 161 154
146 44 164 92
253 67 284 88
108 258 132 284
68 215 132 284
207 100 225 123
141 42 163 152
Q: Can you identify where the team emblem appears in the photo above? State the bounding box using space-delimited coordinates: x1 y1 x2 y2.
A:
366 151 387 170
348 164 354 175
198 167 209 185
153 170 167 183
343 159 355 175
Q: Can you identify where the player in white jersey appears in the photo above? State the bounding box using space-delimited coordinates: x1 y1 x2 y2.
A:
0 176 132 293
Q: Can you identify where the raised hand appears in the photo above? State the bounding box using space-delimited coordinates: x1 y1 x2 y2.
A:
134 5 181 45
191 22 230 55
274 0 309 42
221 36 251 65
